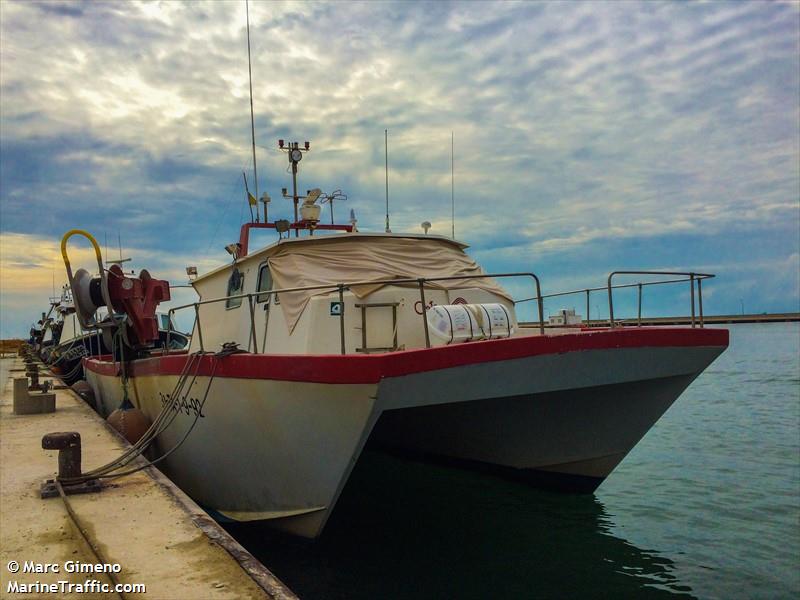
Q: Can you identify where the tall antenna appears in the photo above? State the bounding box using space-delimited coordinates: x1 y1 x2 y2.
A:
451 131 455 239
107 232 131 268
385 129 391 233
246 0 259 222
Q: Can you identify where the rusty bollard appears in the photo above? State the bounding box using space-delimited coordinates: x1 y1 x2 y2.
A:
40 432 102 498
42 432 82 479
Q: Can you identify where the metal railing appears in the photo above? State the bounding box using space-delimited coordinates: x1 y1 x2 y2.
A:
607 271 713 328
165 272 544 356
516 271 715 328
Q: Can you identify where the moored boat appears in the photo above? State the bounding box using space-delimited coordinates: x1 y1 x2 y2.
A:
65 150 728 538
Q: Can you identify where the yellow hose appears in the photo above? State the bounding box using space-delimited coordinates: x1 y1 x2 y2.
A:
60 229 111 329
60 229 103 272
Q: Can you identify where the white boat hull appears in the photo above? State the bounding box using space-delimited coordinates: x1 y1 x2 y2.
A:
90 371 379 538
85 327 727 538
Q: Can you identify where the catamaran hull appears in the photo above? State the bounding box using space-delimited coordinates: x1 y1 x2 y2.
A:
370 372 698 491
88 370 379 538
84 327 727 538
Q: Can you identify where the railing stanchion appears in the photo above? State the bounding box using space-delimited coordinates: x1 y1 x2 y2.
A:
360 304 367 350
690 273 696 328
418 279 431 348
532 275 544 335
607 273 615 328
194 304 204 351
165 309 174 355
247 294 258 353
338 285 346 355
586 289 590 326
637 283 643 327
698 278 704 328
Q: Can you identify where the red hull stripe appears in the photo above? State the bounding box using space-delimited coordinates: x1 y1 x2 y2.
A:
83 327 728 384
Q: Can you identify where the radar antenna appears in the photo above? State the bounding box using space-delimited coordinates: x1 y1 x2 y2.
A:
319 189 348 225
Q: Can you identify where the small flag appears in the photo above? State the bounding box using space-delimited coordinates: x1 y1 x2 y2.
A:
248 192 257 206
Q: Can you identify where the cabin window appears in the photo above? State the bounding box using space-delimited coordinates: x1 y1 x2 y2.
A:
256 264 272 305
225 268 245 309
256 263 279 305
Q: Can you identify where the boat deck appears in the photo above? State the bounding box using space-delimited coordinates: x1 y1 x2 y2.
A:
0 356 295 599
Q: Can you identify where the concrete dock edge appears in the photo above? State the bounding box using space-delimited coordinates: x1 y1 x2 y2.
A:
0 356 298 599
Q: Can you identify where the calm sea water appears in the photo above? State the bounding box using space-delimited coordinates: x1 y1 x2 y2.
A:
225 323 800 599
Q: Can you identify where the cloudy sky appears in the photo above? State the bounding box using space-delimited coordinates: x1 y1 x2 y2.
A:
1 0 798 337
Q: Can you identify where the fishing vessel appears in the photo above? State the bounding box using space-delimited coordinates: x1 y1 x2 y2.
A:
48 284 189 386
65 146 729 538
32 299 62 363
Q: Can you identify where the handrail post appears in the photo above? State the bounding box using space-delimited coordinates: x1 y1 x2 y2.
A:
637 283 643 327
607 273 615 328
698 278 704 328
261 291 272 353
338 285 346 355
533 275 544 335
585 289 590 326
165 309 174 356
360 304 367 351
689 273 696 328
193 303 204 351
247 294 258 353
418 279 431 348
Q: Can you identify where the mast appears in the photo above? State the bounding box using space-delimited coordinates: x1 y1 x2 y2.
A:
246 0 259 222
451 131 455 239
278 139 310 237
385 129 390 233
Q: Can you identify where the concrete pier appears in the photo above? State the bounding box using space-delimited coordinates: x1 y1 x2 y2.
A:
522 312 800 329
0 356 297 599
588 312 800 326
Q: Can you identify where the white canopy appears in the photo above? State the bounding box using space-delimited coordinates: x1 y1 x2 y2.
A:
267 236 513 332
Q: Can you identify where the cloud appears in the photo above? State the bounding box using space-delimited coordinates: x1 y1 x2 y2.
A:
0 231 214 338
0 0 798 335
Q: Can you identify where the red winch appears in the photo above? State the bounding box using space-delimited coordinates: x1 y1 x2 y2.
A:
61 229 172 351
106 265 170 346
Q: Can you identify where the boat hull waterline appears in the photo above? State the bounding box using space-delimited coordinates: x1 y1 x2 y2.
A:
84 327 728 538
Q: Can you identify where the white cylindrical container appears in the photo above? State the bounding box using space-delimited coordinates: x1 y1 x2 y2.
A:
467 303 513 339
426 304 481 344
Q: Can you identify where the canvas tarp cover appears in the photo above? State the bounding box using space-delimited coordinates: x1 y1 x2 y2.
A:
267 236 513 332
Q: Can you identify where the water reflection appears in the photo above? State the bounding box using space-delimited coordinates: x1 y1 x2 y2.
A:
225 450 694 599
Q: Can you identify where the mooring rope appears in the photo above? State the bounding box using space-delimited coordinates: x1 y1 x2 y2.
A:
55 481 125 600
59 351 207 483
96 357 220 481
58 344 239 485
